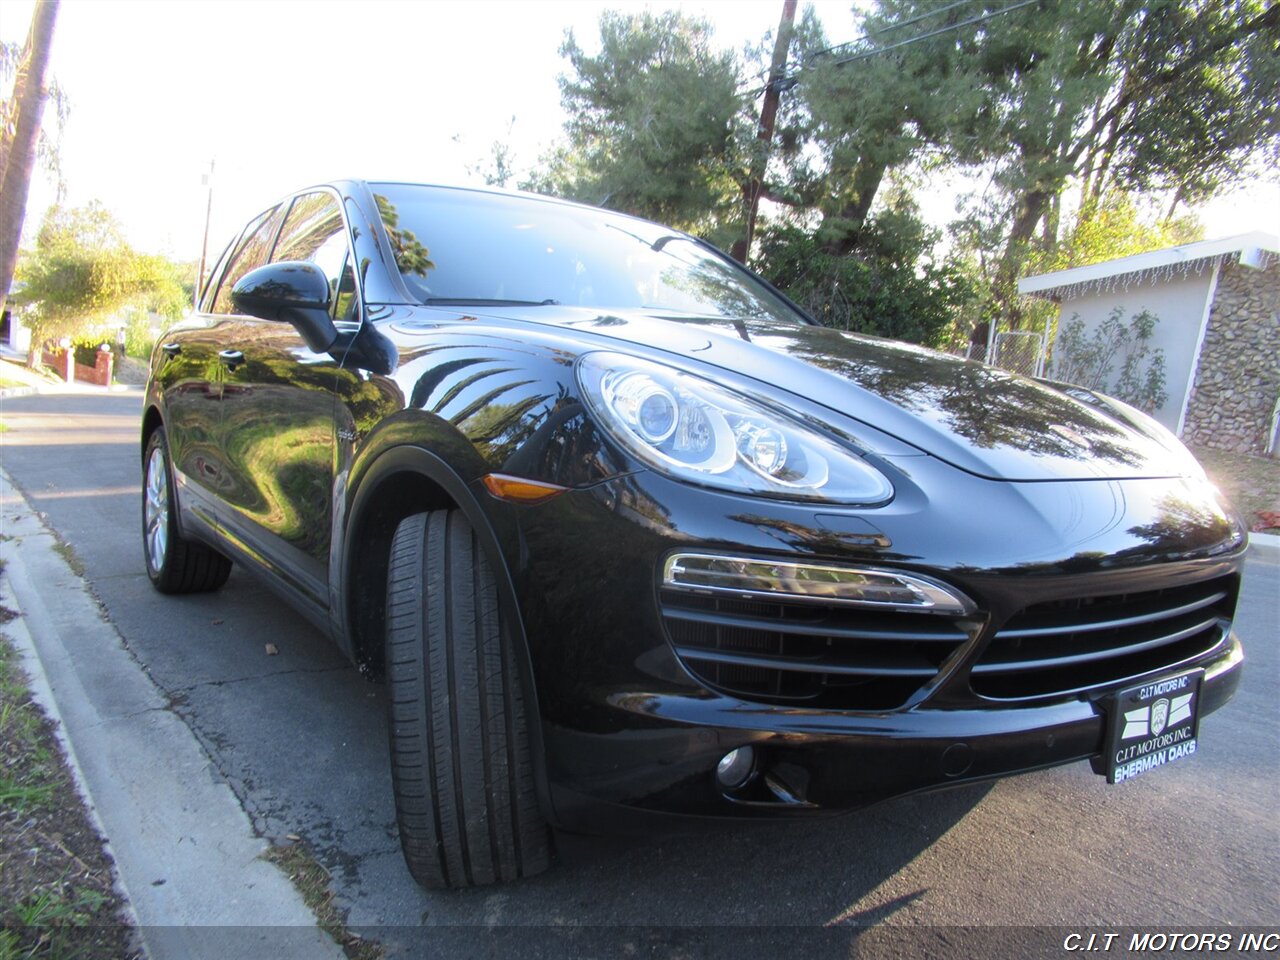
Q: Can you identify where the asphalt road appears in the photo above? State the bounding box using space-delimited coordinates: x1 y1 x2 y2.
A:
2 390 1277 957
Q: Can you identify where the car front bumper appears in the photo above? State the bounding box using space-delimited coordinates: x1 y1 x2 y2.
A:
500 465 1248 830
541 631 1241 830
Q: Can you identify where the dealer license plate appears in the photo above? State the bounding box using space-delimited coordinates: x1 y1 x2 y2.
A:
1103 668 1203 784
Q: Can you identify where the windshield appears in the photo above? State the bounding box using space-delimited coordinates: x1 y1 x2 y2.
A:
370 183 807 324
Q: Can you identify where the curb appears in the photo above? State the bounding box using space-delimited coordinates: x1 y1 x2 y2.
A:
0 469 345 960
1248 530 1280 561
0 573 147 952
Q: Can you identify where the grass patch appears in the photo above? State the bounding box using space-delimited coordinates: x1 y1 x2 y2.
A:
0 358 59 390
1190 445 1280 531
0 634 60 815
0 627 139 958
263 841 382 960
50 538 86 579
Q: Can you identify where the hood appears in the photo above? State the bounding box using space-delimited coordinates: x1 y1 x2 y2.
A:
405 306 1182 482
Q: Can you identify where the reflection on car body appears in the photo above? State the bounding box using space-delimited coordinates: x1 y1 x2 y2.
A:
142 179 1246 889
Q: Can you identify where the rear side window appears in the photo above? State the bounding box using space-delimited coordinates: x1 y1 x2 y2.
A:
210 205 285 315
273 191 358 323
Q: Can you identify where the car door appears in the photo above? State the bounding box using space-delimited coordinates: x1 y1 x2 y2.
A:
158 204 283 538
215 190 358 609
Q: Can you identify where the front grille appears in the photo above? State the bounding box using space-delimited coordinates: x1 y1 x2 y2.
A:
971 575 1238 701
659 589 974 710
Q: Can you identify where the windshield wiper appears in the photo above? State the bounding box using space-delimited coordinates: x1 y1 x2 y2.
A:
423 297 560 306
650 234 692 252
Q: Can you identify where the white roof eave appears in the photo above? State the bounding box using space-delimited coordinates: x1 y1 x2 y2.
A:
1018 231 1280 301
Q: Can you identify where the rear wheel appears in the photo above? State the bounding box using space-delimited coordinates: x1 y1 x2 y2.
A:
385 510 550 889
142 428 232 593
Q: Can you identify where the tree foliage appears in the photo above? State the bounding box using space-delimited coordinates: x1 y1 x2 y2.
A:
950 0 1278 313
531 11 747 238
754 202 975 347
772 5 990 252
529 1 1277 347
1037 190 1205 275
14 202 188 365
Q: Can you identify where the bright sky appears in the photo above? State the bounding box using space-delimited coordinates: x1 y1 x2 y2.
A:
3 0 1276 262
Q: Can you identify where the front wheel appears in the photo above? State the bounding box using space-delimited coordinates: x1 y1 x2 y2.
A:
142 428 232 593
385 510 550 889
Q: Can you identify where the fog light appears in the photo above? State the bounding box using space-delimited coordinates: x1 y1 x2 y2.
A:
716 746 756 789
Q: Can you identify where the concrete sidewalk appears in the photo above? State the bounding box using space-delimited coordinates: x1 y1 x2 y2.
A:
0 469 345 960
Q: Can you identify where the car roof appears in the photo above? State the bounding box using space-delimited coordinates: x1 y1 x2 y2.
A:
331 178 671 229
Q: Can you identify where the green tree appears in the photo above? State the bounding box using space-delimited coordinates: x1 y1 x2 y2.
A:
1038 190 1204 274
532 10 747 239
530 2 1278 348
770 4 991 253
13 203 188 367
954 0 1279 316
767 0 1277 325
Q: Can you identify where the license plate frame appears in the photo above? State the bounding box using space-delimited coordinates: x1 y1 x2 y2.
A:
1102 668 1204 784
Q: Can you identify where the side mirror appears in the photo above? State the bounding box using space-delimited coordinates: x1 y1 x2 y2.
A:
231 261 339 353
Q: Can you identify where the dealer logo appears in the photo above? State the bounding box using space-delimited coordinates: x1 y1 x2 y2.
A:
1121 693 1193 740
1150 698 1170 735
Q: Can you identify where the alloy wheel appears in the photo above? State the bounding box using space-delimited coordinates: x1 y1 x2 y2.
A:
144 446 169 573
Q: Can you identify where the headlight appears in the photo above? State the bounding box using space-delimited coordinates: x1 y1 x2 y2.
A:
577 352 893 504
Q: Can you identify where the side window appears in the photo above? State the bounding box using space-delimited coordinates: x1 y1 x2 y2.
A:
273 192 359 323
198 237 235 313
210 205 284 315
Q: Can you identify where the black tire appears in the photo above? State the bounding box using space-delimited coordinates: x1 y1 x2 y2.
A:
142 428 232 594
385 510 551 889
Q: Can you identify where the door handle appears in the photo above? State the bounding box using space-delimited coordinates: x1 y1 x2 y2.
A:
160 342 182 357
218 349 245 367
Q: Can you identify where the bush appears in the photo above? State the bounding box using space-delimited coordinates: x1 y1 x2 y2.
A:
1049 307 1168 413
70 336 112 367
121 308 159 360
752 219 976 347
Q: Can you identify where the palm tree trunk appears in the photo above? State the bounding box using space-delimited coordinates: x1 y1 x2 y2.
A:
0 0 60 334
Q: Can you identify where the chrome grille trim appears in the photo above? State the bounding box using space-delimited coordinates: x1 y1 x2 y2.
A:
995 589 1228 640
659 588 974 710
971 575 1238 701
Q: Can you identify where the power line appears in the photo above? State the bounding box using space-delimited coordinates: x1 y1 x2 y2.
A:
741 0 1043 98
804 0 976 63
828 0 1043 67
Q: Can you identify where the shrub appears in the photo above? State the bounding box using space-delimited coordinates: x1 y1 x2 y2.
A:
1050 307 1168 413
753 219 976 348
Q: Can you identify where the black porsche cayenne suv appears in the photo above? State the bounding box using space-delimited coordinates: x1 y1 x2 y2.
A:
143 180 1246 888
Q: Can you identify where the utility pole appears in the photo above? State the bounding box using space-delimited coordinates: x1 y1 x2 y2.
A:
195 160 214 311
731 0 797 264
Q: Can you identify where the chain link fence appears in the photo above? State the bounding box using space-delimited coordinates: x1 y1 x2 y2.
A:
990 330 1047 377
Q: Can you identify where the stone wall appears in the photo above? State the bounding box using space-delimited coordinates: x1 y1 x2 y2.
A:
1182 261 1280 455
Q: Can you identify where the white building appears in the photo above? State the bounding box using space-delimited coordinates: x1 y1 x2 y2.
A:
1019 232 1280 455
